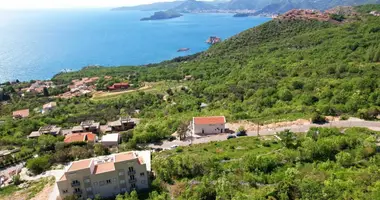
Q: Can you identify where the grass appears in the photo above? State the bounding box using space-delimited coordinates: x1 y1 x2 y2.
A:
0 185 20 198
27 177 55 199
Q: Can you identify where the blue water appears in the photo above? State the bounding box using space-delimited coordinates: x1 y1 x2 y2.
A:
0 9 270 82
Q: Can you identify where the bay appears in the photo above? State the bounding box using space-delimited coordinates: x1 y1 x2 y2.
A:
0 9 270 82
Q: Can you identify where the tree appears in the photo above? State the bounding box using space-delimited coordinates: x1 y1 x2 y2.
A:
279 89 293 101
43 87 49 96
335 151 353 167
12 174 22 185
26 155 51 174
176 121 190 141
278 130 299 149
94 143 109 156
311 112 326 124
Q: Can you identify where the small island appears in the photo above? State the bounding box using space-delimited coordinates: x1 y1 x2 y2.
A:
141 10 183 21
233 13 252 17
177 48 190 52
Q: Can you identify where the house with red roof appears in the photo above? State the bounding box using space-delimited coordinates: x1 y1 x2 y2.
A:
108 83 129 91
64 132 97 144
192 116 226 135
12 109 30 119
56 151 151 199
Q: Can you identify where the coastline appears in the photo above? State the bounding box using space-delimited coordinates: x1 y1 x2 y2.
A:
0 11 271 83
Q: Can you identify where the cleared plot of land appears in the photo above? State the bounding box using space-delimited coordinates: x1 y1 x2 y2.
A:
91 81 189 100
0 177 55 200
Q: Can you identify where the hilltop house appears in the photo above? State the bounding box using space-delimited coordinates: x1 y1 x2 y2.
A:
64 132 97 144
106 117 137 132
56 151 151 199
192 116 226 135
72 120 100 134
12 109 29 119
42 102 57 114
28 125 62 138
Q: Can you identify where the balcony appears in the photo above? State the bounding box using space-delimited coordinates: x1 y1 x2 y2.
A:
129 179 137 184
128 171 136 175
73 190 82 195
71 182 81 187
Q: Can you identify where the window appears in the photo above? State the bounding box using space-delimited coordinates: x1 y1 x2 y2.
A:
74 188 81 192
99 181 105 186
140 172 145 177
62 189 68 194
120 180 125 184
106 179 111 184
121 188 127 192
119 171 124 176
141 180 146 184
86 187 92 192
85 179 90 183
72 180 80 185
131 183 136 188
128 167 134 172
130 175 135 180
113 178 117 182
94 182 98 186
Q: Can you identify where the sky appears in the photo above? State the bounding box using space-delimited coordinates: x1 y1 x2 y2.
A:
0 0 173 9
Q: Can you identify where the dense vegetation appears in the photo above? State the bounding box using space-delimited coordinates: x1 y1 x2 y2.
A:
144 127 380 199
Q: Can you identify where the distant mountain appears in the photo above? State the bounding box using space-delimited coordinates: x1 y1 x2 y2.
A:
173 0 217 13
112 1 185 11
229 0 380 13
140 10 183 21
113 0 380 14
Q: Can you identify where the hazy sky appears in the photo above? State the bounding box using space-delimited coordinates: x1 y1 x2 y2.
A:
0 0 173 9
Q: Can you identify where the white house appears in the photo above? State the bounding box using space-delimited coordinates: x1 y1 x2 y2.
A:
42 102 57 114
192 116 226 135
101 133 120 147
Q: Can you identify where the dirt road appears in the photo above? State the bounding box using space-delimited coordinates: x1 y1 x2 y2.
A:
149 118 380 149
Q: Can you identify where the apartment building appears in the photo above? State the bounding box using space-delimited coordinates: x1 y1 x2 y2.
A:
57 151 151 199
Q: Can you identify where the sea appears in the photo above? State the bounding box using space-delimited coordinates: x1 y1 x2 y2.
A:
0 9 271 82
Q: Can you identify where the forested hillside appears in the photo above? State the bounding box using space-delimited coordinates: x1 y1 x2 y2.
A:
55 5 380 122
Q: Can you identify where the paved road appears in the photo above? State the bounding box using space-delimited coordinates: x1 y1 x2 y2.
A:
149 119 380 149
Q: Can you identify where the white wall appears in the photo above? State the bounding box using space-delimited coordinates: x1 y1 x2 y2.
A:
193 123 225 134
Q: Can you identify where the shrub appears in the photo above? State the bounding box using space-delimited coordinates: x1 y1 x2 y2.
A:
311 113 327 124
26 155 52 175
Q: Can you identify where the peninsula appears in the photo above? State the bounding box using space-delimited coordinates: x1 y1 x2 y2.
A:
140 10 183 21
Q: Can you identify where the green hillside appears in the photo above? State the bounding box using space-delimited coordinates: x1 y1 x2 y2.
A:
55 5 380 123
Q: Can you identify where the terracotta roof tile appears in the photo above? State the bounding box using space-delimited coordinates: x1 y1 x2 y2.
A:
93 162 115 174
64 132 96 143
68 159 92 172
59 174 67 181
193 116 225 125
12 109 30 118
115 152 135 162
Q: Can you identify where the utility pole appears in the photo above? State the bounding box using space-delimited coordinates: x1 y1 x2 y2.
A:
257 120 260 137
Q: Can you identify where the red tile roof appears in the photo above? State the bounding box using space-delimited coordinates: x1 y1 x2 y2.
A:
59 174 67 181
64 132 96 143
93 162 115 174
193 116 225 125
68 159 92 172
115 152 135 162
12 109 30 118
